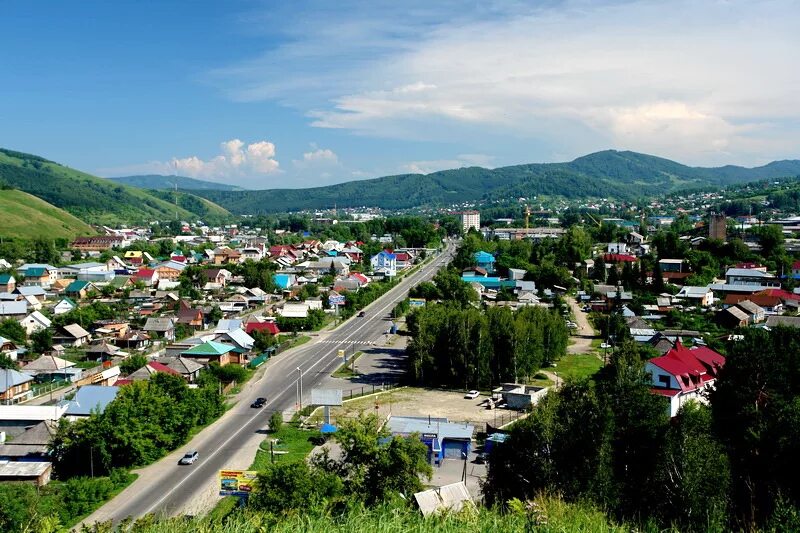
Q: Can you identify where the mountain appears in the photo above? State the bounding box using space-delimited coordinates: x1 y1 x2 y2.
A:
193 150 800 214
0 189 94 239
0 148 231 225
109 174 245 191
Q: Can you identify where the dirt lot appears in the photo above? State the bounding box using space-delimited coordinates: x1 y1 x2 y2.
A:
310 386 523 428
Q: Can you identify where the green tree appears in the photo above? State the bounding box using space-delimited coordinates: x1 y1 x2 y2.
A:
0 319 26 343
30 328 53 354
119 354 148 375
250 461 343 515
0 353 17 369
207 305 223 324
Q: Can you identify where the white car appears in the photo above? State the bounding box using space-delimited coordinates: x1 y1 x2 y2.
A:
600 343 611 349
179 451 199 465
464 390 480 399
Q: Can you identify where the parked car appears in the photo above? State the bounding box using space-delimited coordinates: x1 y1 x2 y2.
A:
358 311 366 317
600 343 611 349
179 451 199 465
464 390 480 399
251 397 267 408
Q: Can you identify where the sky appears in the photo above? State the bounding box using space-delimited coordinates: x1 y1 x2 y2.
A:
0 0 798 189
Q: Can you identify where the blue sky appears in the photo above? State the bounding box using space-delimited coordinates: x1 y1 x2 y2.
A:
1 0 798 189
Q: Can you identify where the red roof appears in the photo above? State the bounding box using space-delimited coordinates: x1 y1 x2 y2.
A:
350 273 369 284
736 262 765 270
133 268 155 279
147 361 180 375
395 252 411 261
793 261 800 270
602 253 637 263
723 293 782 308
648 342 725 393
245 322 280 335
758 288 800 302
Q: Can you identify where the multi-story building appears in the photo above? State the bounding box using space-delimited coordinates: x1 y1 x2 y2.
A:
458 210 480 233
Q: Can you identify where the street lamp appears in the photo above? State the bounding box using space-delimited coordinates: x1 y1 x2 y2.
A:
296 367 303 412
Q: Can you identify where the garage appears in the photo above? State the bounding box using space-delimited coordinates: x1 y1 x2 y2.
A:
443 439 470 459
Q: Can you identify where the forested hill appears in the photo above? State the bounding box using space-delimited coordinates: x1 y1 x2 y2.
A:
109 174 245 191
193 150 800 214
0 148 231 225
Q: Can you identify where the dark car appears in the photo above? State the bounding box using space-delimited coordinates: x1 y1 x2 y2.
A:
251 397 267 408
358 311 366 317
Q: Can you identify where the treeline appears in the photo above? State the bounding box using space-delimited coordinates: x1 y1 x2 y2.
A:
486 327 800 531
407 304 569 388
51 373 224 477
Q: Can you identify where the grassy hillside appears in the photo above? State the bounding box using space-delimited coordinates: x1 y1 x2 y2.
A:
109 174 245 191
0 189 95 239
195 150 800 214
0 148 230 225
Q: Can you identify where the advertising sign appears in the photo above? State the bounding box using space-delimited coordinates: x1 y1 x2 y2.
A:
219 470 258 497
328 294 346 306
409 298 426 307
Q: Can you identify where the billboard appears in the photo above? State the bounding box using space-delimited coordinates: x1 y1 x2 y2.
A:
409 298 426 307
219 470 258 497
328 294 346 306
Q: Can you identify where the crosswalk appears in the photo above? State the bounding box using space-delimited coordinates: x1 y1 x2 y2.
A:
316 339 377 346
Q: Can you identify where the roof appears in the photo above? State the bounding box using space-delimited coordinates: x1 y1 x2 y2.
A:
723 293 782 308
0 420 57 457
23 355 76 372
16 286 46 296
414 481 473 517
765 315 800 328
474 251 495 263
0 369 35 392
56 297 77 309
65 280 91 293
143 317 175 331
65 385 120 416
0 301 27 315
24 267 46 277
0 461 51 478
158 356 204 375
726 268 774 278
215 319 243 333
678 286 711 298
273 274 295 289
245 321 280 335
721 306 749 323
648 342 725 393
0 274 13 284
220 329 255 350
133 268 156 279
183 340 235 356
602 253 637 262
61 323 91 339
736 300 765 315
386 415 473 441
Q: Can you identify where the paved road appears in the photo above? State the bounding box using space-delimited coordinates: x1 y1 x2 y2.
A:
80 241 456 526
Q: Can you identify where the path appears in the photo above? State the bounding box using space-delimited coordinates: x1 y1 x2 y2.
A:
566 296 597 354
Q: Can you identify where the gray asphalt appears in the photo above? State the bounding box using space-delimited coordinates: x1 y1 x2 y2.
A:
85 241 455 524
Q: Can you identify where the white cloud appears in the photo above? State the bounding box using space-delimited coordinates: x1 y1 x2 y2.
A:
216 0 800 166
403 153 494 174
301 148 338 163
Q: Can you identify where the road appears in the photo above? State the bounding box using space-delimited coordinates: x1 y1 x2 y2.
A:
80 241 456 526
566 296 597 354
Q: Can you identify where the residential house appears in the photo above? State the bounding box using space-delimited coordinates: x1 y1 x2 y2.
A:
21 355 78 382
53 324 92 347
394 251 414 270
304 257 351 276
181 340 235 366
17 264 58 288
735 300 766 324
116 361 181 385
215 329 255 365
143 317 177 341
723 293 784 315
474 251 496 273
0 336 20 361
107 275 134 292
0 301 28 320
124 250 145 266
646 342 726 417
0 274 16 292
156 356 203 382
16 286 47 302
70 235 126 251
203 268 232 288
0 369 34 403
132 268 158 287
371 251 397 277
675 286 714 307
245 321 280 337
117 330 151 350
64 385 120 419
64 280 96 299
725 268 780 288
273 273 297 291
176 300 204 328
53 297 77 315
280 302 310 318
18 311 52 336
85 341 121 360
155 260 186 281
607 242 630 254
0 419 57 461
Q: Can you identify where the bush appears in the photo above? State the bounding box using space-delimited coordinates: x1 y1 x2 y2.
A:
270 411 283 433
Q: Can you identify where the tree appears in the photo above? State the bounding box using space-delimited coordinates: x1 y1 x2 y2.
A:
0 353 16 369
250 461 343 515
207 305 223 325
269 411 283 433
252 330 278 352
119 354 148 376
30 328 53 355
0 319 26 343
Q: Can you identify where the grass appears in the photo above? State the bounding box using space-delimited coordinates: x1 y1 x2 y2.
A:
552 353 604 381
252 424 321 470
332 351 362 378
529 372 554 388
0 189 94 239
277 335 311 350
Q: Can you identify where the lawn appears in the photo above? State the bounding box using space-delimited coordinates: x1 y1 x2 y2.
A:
251 424 321 470
332 351 362 378
552 353 604 381
529 372 554 388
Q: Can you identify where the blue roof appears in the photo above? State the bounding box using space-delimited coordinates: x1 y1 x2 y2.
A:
461 276 516 289
0 369 34 393
386 416 473 442
474 251 496 263
273 274 294 289
66 280 90 293
65 385 120 416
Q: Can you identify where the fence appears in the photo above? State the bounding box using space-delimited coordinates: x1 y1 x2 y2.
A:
29 379 71 399
342 382 398 401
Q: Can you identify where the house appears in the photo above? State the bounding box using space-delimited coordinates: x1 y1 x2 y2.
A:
0 301 28 320
304 257 351 276
182 340 236 366
333 279 362 292
64 385 120 418
646 342 725 417
675 286 713 307
64 280 96 299
0 461 53 486
0 369 34 404
203 268 232 287
124 250 145 266
58 262 113 282
0 420 57 461
474 251 496 273
21 355 77 381
116 361 181 385
735 300 766 324
132 268 158 287
725 268 780 288
70 235 126 251
155 260 186 281
107 275 134 291
0 336 20 361
245 321 280 336
607 242 630 254
176 300 204 327
15 286 47 302
156 356 204 382
394 251 413 269
722 293 784 315
0 274 16 292
53 297 77 315
117 330 151 350
19 311 52 336
765 315 800 328
371 251 397 277
273 273 297 291
53 324 92 347
85 341 121 360
215 330 255 364
17 264 58 288
280 302 310 318
143 317 177 341
386 415 473 466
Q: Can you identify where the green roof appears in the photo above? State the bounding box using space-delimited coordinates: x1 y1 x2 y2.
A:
59 297 77 307
183 341 234 356
0 274 13 283
109 275 131 288
25 267 46 277
65 280 90 293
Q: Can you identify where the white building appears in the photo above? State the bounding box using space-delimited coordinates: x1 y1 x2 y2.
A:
459 211 480 233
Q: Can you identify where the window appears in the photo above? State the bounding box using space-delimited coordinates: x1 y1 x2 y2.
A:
658 375 671 388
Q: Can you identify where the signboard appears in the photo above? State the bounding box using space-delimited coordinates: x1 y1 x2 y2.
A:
337 349 346 358
311 388 343 406
219 470 258 497
409 298 426 307
328 294 346 306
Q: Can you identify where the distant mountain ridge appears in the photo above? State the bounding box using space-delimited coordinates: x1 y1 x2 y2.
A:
109 174 245 191
193 150 800 214
0 148 231 225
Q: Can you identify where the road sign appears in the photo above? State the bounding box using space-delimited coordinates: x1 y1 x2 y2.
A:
409 298 426 307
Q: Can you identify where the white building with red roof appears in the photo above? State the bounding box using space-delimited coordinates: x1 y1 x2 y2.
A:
645 342 725 417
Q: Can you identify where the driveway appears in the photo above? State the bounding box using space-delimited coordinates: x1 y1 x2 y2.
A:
566 296 597 354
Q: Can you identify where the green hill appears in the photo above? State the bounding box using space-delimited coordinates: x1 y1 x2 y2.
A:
0 148 231 225
0 189 95 239
109 174 245 191
194 150 800 214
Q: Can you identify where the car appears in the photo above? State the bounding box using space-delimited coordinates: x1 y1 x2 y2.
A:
251 397 267 408
600 343 611 349
464 390 480 399
179 451 199 465
358 311 366 317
